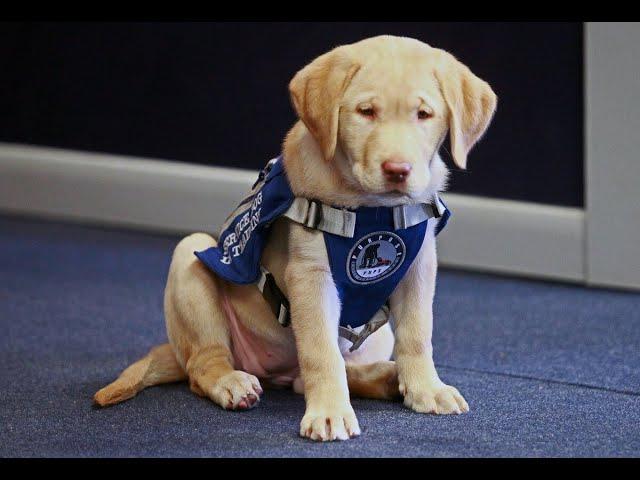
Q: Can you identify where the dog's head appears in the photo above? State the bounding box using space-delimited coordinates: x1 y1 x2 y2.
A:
289 35 497 203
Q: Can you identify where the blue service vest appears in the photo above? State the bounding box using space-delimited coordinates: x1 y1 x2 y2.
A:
195 156 450 329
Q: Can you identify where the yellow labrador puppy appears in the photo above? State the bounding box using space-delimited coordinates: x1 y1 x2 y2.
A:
94 35 497 442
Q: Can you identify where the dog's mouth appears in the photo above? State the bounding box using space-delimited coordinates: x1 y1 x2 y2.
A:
383 181 416 197
377 188 415 204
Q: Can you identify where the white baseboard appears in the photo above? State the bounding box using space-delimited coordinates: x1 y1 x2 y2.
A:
0 142 256 235
0 142 585 283
436 195 584 282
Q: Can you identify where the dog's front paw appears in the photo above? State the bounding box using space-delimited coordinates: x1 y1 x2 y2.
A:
300 405 361 441
400 381 469 415
209 371 263 410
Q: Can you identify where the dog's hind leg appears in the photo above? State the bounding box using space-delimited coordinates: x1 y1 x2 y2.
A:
344 321 400 400
346 361 400 400
164 233 263 410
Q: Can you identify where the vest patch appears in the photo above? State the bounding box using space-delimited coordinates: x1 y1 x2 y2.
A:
347 231 406 285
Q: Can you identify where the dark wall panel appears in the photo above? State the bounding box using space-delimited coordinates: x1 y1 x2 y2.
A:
0 22 583 206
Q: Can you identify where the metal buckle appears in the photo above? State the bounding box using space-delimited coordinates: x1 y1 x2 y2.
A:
262 272 291 327
339 308 391 352
433 198 444 218
432 204 440 218
253 159 278 188
393 205 408 230
304 200 322 229
277 304 290 327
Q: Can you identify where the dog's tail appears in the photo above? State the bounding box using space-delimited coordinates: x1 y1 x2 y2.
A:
93 343 187 407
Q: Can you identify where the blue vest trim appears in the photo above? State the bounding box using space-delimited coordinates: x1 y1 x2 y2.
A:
323 213 428 328
194 158 294 285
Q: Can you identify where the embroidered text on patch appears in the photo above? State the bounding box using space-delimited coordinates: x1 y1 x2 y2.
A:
221 192 263 264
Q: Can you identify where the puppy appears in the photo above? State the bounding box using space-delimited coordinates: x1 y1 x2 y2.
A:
94 35 497 442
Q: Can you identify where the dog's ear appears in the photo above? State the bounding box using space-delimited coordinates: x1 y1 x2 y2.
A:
289 48 361 162
434 51 497 170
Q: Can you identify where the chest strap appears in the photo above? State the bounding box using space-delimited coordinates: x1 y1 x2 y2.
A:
283 196 443 238
337 305 391 352
283 198 357 237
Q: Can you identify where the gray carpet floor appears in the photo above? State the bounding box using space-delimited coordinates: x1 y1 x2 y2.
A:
1 215 639 457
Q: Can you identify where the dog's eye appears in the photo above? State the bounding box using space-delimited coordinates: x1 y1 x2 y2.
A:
357 106 376 119
417 109 433 120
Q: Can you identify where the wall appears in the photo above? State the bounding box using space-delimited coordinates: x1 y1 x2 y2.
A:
0 22 584 206
585 23 640 290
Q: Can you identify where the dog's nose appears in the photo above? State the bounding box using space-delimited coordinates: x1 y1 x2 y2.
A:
382 161 412 183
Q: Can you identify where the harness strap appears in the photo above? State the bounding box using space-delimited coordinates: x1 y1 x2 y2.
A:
283 196 443 238
257 266 391 351
392 198 444 230
256 266 291 327
283 198 357 238
338 304 391 352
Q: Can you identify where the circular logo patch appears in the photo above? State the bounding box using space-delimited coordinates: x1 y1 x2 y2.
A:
347 231 406 285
